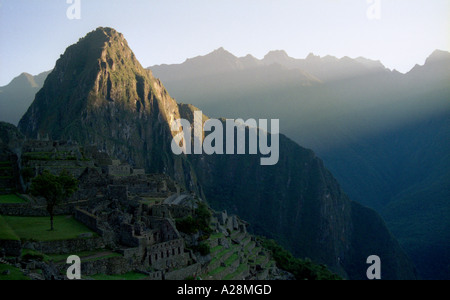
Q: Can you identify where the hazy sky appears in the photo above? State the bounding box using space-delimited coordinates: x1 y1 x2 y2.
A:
0 0 449 86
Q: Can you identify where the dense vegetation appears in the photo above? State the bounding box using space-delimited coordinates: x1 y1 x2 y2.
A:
260 238 341 280
176 202 212 237
30 170 78 231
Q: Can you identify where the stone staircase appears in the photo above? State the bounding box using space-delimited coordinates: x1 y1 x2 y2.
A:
0 257 12 266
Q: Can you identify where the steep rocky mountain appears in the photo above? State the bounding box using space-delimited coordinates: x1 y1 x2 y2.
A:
0 71 50 126
150 48 450 279
18 27 417 279
18 27 194 189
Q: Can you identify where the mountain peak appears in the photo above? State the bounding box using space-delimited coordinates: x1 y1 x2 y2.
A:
213 47 226 53
5 72 39 89
87 27 125 42
18 27 180 140
264 50 289 61
207 47 236 59
354 57 386 70
425 49 450 64
306 53 320 60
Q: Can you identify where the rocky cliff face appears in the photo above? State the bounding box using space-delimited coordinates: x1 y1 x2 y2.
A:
18 27 417 279
177 105 417 280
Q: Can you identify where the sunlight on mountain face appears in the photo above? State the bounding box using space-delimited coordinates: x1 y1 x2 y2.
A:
0 0 449 281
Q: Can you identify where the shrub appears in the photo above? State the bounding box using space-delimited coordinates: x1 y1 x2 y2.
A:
175 201 213 236
22 249 45 262
260 238 342 280
194 242 211 256
176 216 198 235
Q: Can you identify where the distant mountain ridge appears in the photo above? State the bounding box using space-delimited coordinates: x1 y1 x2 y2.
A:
148 47 450 280
1 48 442 127
0 71 51 125
16 27 417 280
150 47 392 83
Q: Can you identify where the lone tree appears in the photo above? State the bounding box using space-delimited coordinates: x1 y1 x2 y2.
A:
30 170 78 231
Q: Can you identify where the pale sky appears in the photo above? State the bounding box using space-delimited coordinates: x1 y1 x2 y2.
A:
0 0 449 86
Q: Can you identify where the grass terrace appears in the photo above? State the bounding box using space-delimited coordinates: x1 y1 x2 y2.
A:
0 194 28 204
0 264 30 281
0 215 20 241
46 250 121 264
0 215 98 242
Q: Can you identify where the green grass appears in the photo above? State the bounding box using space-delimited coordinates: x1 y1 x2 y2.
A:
224 253 239 266
21 249 51 262
211 245 223 254
209 247 229 266
244 241 255 252
0 264 30 281
210 233 224 239
224 263 248 280
88 272 148 281
1 215 98 242
0 215 20 241
255 255 268 265
0 194 27 204
47 250 121 263
208 266 226 276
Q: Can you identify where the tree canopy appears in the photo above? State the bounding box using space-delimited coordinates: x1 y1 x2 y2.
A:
30 170 78 230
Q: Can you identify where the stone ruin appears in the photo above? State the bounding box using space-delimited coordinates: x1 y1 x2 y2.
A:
1 137 287 280
73 190 193 272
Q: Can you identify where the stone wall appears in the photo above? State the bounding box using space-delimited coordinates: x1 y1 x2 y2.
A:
143 271 163 280
148 218 180 242
165 263 201 280
150 205 172 219
58 256 134 277
107 185 128 202
119 247 141 261
214 211 246 234
74 208 101 234
132 169 145 176
111 175 161 196
119 223 141 247
107 164 131 177
80 256 133 276
148 204 193 220
0 200 94 217
0 240 21 256
169 205 194 219
148 238 186 270
22 237 105 255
